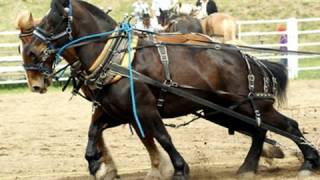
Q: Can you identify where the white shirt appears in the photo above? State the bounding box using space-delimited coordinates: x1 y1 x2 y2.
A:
200 0 208 18
135 17 162 32
152 0 175 16
132 1 149 19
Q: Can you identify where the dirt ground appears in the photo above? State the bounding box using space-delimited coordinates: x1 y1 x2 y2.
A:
0 80 320 180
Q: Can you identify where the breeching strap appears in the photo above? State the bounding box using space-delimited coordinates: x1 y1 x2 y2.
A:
108 63 310 145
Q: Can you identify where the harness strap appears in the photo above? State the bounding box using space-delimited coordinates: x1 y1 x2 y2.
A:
242 54 255 95
156 44 172 113
108 63 308 145
157 44 171 82
257 60 278 95
252 60 270 94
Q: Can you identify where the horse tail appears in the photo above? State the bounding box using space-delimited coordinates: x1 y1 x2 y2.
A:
260 60 288 104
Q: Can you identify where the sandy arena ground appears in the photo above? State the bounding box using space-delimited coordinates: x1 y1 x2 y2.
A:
0 80 320 180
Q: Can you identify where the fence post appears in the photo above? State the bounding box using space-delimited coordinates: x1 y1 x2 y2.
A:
286 18 299 79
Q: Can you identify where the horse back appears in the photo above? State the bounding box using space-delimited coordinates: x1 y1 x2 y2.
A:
135 36 248 95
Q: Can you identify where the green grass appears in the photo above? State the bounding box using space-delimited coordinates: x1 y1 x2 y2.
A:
299 58 320 67
298 70 320 79
298 58 320 79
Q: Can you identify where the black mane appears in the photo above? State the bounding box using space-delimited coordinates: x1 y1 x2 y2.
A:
78 0 117 29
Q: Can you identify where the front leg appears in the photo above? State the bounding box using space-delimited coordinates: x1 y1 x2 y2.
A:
85 107 119 180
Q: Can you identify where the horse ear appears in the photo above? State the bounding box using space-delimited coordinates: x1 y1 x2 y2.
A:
159 8 163 14
14 11 34 30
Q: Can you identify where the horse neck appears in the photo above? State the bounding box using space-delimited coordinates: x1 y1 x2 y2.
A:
71 2 116 71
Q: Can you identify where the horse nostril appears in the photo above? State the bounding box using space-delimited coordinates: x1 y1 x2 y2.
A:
32 86 41 92
85 151 102 161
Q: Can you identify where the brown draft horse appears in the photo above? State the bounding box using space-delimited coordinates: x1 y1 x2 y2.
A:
16 9 286 180
23 0 320 179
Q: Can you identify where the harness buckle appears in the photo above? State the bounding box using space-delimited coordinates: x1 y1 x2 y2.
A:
164 80 178 87
214 44 221 50
254 109 261 127
247 74 255 92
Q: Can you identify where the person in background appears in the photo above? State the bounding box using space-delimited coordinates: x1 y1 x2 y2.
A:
196 0 218 18
134 13 162 32
132 0 149 22
207 0 218 15
277 24 288 67
152 0 175 24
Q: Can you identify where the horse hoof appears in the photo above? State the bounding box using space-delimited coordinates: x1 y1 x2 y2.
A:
159 152 174 179
172 175 188 180
261 144 285 159
237 171 255 180
144 168 164 180
298 170 312 178
95 162 118 180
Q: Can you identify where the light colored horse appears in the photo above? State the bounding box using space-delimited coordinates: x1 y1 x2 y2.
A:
200 12 238 43
172 4 238 43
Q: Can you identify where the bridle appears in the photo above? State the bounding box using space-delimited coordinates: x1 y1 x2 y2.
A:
32 0 73 63
19 27 52 75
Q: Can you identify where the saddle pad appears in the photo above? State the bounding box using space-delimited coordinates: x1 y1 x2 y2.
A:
155 33 215 45
108 35 139 84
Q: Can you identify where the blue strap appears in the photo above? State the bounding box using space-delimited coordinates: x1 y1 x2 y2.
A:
123 23 145 138
55 28 123 65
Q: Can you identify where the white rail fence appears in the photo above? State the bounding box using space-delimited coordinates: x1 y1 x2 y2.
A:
238 17 320 78
1 17 320 85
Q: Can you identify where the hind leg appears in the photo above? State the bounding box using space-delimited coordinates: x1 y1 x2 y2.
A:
137 109 189 180
264 108 320 175
140 135 173 180
152 121 189 180
237 128 266 177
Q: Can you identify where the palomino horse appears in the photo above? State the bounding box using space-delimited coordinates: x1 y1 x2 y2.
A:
200 13 238 43
160 9 237 43
24 0 320 179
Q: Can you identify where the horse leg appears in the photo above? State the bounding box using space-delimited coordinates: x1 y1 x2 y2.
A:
264 108 320 176
138 110 189 180
85 107 118 180
140 135 173 180
237 128 266 178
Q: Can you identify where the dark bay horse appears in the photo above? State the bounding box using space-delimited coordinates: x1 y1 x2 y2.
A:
162 15 203 34
16 8 286 180
24 0 320 179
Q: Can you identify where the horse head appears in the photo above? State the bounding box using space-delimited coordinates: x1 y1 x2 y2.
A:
16 11 52 93
159 8 177 26
23 0 117 90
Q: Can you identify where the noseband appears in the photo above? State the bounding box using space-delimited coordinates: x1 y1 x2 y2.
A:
19 27 52 75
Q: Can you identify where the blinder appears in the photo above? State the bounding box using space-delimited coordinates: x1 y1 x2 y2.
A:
30 0 74 70
32 0 73 58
